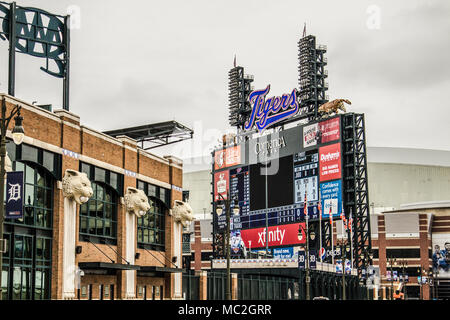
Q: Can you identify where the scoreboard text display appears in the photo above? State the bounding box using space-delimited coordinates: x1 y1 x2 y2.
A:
213 115 344 253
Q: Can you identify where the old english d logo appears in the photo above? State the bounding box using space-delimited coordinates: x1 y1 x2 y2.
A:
6 171 24 219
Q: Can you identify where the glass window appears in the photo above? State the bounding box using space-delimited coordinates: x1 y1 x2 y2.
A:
137 181 166 251
79 182 117 244
22 145 38 163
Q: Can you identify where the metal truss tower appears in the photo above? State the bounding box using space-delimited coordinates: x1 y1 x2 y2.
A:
228 66 254 130
298 35 329 120
341 113 372 276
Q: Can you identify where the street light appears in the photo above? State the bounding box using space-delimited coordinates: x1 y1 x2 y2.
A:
0 99 25 301
215 192 239 300
387 257 397 300
359 248 374 300
337 239 350 300
298 223 315 300
397 259 408 300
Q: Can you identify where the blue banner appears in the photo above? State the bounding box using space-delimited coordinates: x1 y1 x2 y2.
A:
309 249 317 269
6 171 24 219
298 251 306 269
320 180 342 219
273 247 294 259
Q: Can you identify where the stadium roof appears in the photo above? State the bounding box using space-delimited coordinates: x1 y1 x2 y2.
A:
103 120 193 150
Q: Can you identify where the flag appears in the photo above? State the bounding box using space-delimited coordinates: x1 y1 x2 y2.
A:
233 54 236 68
303 192 308 218
329 205 332 224
349 211 353 232
318 196 322 220
302 22 306 38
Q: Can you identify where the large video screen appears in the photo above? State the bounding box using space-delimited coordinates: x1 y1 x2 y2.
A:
213 115 344 256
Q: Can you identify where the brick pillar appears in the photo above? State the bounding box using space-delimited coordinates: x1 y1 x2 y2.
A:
419 213 430 300
197 270 208 300
194 221 202 271
232 273 238 300
377 215 387 279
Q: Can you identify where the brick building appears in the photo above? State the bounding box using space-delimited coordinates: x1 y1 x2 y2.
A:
372 201 450 300
0 94 185 300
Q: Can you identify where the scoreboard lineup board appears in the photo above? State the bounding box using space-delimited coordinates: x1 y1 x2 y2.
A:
213 114 344 254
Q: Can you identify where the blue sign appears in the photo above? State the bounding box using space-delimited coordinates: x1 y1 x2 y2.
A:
273 247 294 259
309 249 317 269
298 251 306 269
244 85 299 132
6 171 24 219
320 180 342 219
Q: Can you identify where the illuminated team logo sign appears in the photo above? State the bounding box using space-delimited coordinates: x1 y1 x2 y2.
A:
244 85 299 132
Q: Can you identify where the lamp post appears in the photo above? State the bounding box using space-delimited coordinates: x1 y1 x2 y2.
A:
337 239 350 300
398 259 408 300
215 192 239 301
359 248 374 300
0 99 25 301
387 257 397 300
298 222 315 300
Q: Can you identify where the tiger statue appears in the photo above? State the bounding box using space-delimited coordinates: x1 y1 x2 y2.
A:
318 99 352 116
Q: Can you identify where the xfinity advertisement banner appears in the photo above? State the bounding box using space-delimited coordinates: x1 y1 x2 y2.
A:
240 222 305 249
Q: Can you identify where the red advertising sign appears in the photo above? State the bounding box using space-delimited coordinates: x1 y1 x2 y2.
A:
240 222 306 249
319 117 340 144
214 171 229 201
214 146 241 170
319 143 341 182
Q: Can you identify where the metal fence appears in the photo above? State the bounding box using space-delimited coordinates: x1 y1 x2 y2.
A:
182 270 199 300
207 272 227 300
238 274 298 300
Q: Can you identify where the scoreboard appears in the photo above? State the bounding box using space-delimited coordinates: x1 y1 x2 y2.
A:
213 115 344 254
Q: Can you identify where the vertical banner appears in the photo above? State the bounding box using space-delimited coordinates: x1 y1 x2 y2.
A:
319 143 341 182
320 180 342 218
298 250 306 269
6 171 24 219
309 249 317 269
214 170 229 201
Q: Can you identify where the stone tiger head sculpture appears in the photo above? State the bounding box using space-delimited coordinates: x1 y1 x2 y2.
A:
124 187 151 217
170 200 194 227
62 169 93 205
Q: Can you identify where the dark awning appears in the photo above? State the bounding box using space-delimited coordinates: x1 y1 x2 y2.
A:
137 266 184 277
78 262 140 271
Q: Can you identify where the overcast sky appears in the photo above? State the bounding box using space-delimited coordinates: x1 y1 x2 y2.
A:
1 0 449 160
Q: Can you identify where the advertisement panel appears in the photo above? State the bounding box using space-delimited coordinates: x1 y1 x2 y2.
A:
318 117 340 144
303 123 319 148
320 180 342 218
240 222 305 249
273 247 294 259
432 235 450 278
319 143 341 182
214 170 229 201
214 146 241 170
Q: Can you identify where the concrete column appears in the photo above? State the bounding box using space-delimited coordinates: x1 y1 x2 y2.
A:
232 273 238 300
62 197 77 299
197 270 208 300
